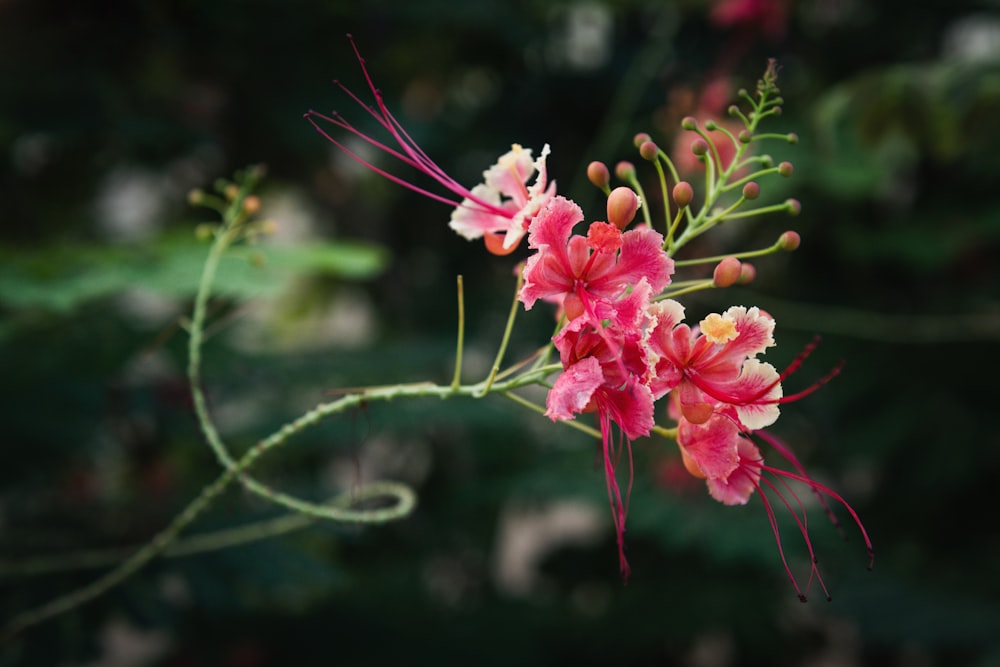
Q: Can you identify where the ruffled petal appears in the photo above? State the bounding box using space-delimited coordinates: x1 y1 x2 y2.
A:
706 438 762 505
545 356 604 422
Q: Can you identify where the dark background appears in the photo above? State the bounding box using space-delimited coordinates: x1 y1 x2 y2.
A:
2 1 999 665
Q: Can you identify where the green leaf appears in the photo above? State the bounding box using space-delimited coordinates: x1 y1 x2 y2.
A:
0 232 389 315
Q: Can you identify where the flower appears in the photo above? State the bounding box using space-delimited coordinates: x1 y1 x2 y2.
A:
648 301 782 429
305 35 554 255
544 279 658 579
676 417 874 601
448 144 556 254
519 195 673 321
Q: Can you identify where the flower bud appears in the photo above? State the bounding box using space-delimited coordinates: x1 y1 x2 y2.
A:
632 132 651 147
778 230 801 251
243 195 261 215
615 160 636 181
194 223 215 240
785 198 802 216
704 119 718 131
587 161 610 189
738 130 752 144
680 116 698 131
672 181 694 208
742 182 760 200
778 161 794 177
786 132 799 144
713 256 742 288
607 186 640 230
639 140 658 161
737 262 756 285
690 139 709 156
727 105 740 117
188 189 205 206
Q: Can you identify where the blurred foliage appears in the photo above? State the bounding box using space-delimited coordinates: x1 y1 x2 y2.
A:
2 1 1000 666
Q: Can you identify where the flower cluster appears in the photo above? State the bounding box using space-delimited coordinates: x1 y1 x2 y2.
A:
308 43 872 599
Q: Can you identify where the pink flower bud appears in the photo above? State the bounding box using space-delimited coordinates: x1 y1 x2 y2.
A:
690 139 709 156
786 198 802 216
607 186 640 230
778 161 794 177
738 262 756 285
738 130 752 144
742 182 760 200
587 161 610 188
713 256 742 287
615 161 636 180
681 116 698 131
778 230 801 251
672 181 694 208
786 132 799 144
633 132 651 147
639 140 658 161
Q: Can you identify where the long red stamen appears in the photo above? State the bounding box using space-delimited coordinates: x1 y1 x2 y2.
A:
599 410 631 580
755 430 842 533
685 336 842 408
304 35 513 220
761 464 875 571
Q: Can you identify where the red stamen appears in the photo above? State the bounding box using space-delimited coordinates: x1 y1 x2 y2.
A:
305 35 514 220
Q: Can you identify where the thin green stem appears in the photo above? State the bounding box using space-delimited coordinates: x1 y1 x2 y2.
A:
451 275 465 391
673 237 785 266
476 269 525 397
651 156 671 239
502 391 603 440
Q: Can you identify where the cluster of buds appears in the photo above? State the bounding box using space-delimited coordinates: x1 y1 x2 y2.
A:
306 42 871 600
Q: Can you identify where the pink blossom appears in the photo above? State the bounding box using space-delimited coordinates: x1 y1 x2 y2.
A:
676 415 874 601
304 36 554 255
543 280 658 579
448 144 556 253
519 196 674 321
648 302 782 429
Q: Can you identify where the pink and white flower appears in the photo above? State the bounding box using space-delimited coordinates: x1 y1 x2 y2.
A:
648 301 782 429
305 36 553 255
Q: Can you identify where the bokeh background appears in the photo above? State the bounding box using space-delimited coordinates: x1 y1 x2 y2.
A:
3 1 1000 665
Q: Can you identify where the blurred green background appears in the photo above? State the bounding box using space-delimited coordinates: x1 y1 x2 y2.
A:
2 1 1000 665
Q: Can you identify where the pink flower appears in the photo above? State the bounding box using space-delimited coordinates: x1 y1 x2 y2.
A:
544 280 658 579
676 415 874 601
648 301 782 429
448 144 556 254
710 0 791 41
305 36 554 256
519 196 674 321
